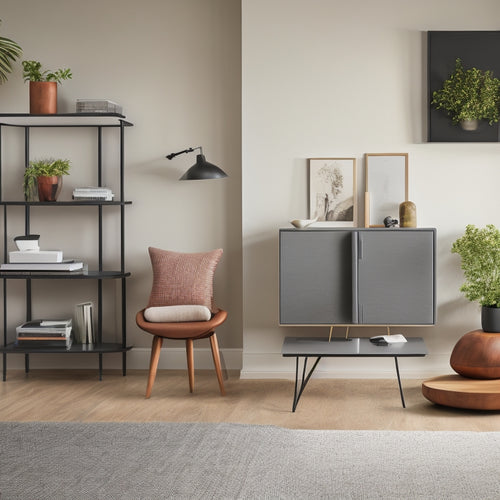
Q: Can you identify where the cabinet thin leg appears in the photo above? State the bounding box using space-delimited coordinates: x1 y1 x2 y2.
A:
25 354 29 374
2 353 6 381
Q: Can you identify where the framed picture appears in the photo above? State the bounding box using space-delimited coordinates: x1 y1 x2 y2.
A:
308 158 357 227
365 153 408 228
428 31 500 142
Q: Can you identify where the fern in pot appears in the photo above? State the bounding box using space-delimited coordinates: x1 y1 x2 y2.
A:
23 158 71 202
451 224 500 332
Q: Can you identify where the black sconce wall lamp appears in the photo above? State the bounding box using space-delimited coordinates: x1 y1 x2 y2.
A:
166 146 228 180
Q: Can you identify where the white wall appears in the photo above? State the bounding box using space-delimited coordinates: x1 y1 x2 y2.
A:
0 0 242 371
241 0 500 378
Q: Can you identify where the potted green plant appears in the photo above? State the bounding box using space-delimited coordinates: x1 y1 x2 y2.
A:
0 20 22 84
22 60 72 114
23 158 71 202
451 224 500 332
431 58 500 131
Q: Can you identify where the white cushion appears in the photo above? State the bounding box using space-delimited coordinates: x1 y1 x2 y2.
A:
144 305 212 323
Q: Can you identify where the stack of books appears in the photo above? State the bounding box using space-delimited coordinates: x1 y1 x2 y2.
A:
0 234 84 272
74 302 95 345
72 187 114 201
15 319 73 349
0 260 84 272
76 99 123 114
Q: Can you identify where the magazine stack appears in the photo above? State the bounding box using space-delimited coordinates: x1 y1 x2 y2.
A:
72 187 114 201
15 319 72 349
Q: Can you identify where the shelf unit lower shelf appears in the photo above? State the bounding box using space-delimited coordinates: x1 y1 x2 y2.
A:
1 343 133 382
1 342 132 354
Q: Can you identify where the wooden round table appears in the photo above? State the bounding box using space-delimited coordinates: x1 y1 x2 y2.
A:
422 374 500 410
422 329 500 410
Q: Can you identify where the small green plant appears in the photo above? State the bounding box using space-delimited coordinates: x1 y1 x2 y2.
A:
0 20 22 84
22 60 72 84
23 158 71 199
431 58 500 125
451 224 500 307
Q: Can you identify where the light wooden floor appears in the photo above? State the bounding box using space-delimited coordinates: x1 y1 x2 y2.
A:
1 369 500 430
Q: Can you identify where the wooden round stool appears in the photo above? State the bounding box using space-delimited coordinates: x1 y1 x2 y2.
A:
422 330 500 410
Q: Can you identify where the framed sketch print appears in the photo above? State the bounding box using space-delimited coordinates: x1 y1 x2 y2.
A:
365 153 408 227
308 158 357 227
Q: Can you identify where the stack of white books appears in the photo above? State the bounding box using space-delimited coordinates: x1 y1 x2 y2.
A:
15 319 73 349
9 250 63 263
76 99 123 114
1 260 84 271
73 187 114 201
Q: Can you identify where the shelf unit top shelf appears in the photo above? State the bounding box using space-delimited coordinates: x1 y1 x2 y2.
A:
0 113 133 127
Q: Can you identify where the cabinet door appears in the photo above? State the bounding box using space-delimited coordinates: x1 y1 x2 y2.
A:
357 230 435 325
279 230 354 324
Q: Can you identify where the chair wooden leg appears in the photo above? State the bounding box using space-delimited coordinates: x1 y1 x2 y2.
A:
186 339 194 393
146 336 163 399
209 333 226 396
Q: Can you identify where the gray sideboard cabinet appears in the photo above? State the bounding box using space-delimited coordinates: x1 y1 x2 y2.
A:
279 227 436 326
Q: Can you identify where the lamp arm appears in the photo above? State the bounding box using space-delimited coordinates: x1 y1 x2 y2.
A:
166 146 202 160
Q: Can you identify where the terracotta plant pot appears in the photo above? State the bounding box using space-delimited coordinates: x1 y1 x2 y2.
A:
29 81 57 114
37 175 62 201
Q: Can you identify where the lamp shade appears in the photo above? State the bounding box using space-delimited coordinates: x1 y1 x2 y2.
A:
179 154 228 181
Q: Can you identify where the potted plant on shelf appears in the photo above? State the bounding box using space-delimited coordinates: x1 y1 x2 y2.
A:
22 60 72 114
451 224 500 332
23 158 71 202
0 20 22 84
431 58 500 131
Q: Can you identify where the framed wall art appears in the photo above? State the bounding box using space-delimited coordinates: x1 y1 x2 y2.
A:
308 158 357 227
364 153 408 228
428 30 500 142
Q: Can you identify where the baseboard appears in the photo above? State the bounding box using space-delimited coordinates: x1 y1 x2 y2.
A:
0 347 243 372
1 348 452 380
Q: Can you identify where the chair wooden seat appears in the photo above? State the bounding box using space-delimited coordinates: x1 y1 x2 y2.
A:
136 308 227 398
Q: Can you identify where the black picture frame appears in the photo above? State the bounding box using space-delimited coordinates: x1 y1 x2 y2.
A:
428 30 500 142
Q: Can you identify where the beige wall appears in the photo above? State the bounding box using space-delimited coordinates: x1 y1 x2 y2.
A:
2 1 500 378
242 0 500 378
0 0 242 370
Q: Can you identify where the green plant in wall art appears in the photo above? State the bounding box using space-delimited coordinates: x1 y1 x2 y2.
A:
0 20 22 84
431 58 500 127
451 224 500 307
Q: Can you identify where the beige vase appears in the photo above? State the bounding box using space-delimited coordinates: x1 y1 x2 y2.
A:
29 81 57 114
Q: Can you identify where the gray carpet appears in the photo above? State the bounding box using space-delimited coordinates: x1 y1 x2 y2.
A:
0 422 499 500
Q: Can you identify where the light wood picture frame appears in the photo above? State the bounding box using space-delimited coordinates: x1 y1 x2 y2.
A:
308 158 357 227
364 153 408 228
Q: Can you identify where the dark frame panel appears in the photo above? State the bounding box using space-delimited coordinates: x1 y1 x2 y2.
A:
428 30 500 142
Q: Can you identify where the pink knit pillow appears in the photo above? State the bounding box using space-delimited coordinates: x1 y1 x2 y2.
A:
147 247 223 313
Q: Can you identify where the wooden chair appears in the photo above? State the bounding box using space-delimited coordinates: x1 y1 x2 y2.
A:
136 308 227 398
136 246 227 398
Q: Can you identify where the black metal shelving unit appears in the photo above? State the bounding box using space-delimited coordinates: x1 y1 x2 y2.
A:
0 113 133 381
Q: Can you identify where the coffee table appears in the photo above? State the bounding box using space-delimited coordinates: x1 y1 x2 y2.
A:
282 336 427 411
